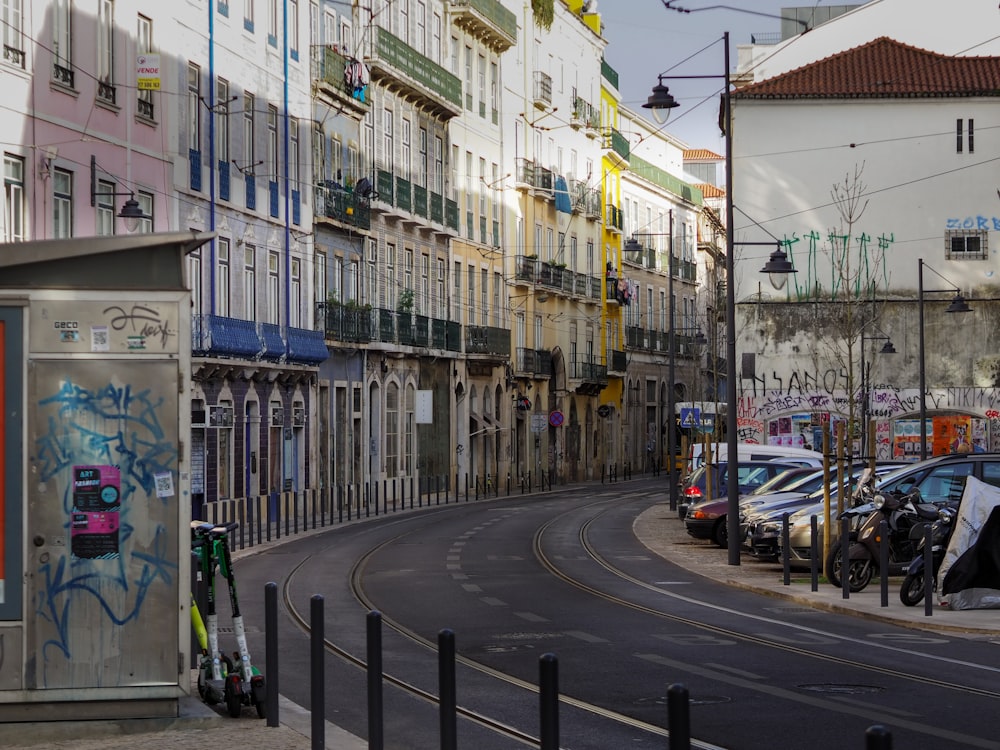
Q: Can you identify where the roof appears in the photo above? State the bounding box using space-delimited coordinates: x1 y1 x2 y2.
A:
683 149 723 162
695 183 726 199
733 36 1000 100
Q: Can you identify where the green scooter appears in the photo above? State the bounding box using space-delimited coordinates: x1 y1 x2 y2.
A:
191 521 266 718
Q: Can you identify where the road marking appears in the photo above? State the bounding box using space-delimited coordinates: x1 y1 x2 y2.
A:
564 630 608 643
515 612 549 622
480 597 507 606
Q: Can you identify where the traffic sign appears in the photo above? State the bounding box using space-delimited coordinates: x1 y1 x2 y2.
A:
680 407 701 428
548 410 564 427
597 404 611 418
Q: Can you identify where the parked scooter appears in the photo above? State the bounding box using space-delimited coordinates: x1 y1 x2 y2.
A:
825 486 940 592
191 521 266 718
899 503 959 606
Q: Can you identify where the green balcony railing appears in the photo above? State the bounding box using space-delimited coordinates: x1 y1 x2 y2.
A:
413 184 427 218
445 198 459 230
608 128 630 161
377 169 394 204
395 175 412 212
451 0 517 44
430 191 444 224
370 26 462 110
601 58 619 90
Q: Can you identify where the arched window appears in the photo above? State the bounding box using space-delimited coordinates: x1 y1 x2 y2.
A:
386 382 399 476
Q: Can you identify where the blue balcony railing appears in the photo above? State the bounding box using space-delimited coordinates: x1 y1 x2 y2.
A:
192 314 260 358
286 326 328 364
260 322 284 360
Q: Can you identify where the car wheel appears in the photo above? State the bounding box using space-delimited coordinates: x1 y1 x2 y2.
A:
711 517 728 548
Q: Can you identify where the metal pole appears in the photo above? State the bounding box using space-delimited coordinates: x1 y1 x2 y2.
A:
918 258 927 461
310 595 325 750
668 208 677 511
722 31 740 566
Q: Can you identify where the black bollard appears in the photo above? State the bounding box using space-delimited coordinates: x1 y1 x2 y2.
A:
810 515 819 591
865 724 893 749
924 522 934 617
880 519 889 607
539 653 559 750
310 595 324 750
264 582 279 727
367 611 384 750
667 683 691 750
841 516 851 599
438 629 457 750
782 513 791 585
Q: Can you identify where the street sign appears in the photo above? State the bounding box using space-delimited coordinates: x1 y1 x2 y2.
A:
680 407 701 428
548 410 564 427
597 404 611 418
530 414 547 433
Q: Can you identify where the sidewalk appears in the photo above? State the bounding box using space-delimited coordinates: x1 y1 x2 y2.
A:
6 491 998 749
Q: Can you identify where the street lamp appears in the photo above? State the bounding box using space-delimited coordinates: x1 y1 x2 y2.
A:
917 258 972 460
859 329 896 458
90 155 150 233
644 32 795 564
625 213 707 509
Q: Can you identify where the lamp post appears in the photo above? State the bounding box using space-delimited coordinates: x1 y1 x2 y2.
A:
90 155 150 233
859 329 896 458
643 33 795 564
917 258 972 460
624 214 707 510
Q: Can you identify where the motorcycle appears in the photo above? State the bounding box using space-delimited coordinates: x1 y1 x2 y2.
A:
825 486 941 592
899 503 959 606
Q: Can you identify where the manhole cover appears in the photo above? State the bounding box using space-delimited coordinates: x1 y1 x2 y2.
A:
799 684 884 695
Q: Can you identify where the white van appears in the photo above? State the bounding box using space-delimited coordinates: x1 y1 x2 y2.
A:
687 442 824 473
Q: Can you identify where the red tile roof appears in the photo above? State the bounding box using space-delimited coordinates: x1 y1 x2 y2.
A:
683 149 723 161
734 37 1000 100
695 183 726 199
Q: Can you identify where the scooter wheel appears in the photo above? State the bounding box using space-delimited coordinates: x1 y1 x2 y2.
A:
825 540 874 592
900 573 926 607
255 699 266 719
225 677 243 718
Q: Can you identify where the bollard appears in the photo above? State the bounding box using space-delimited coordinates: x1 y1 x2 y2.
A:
865 724 893 749
879 519 889 607
539 653 559 750
841 516 851 599
367 611 384 750
667 683 691 750
438 629 457 750
924 522 934 617
810 515 819 591
781 513 791 585
264 582 279 727
310 595 325 750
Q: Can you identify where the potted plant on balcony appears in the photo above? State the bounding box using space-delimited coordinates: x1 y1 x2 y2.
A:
397 288 414 314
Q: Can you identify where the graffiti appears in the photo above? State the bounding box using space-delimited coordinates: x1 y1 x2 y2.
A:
742 367 849 397
782 228 893 302
33 377 177 670
102 304 176 348
946 216 1000 231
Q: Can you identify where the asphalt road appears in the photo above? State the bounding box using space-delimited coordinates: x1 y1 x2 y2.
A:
231 478 1000 750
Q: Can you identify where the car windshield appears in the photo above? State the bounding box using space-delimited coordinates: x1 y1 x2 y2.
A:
746 468 816 496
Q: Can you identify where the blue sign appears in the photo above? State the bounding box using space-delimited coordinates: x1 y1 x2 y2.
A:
680 407 701 428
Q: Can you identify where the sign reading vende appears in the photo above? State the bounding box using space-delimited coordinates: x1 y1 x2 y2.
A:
136 54 161 90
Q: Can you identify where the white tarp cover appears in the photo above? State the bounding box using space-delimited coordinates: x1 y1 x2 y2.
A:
939 475 1000 610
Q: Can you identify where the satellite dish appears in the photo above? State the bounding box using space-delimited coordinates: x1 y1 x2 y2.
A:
356 177 373 198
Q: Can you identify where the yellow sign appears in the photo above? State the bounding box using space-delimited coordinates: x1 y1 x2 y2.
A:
136 54 160 91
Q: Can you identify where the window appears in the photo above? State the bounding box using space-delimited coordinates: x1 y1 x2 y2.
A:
431 11 440 63
3 0 24 68
477 53 485 116
244 245 257 318
289 116 300 187
53 0 73 85
420 253 429 314
137 190 153 233
386 383 399 477
267 104 279 179
382 108 393 171
401 118 411 179
137 15 154 118
4 154 24 242
96 179 115 236
97 0 115 103
397 0 408 44
188 63 201 152
315 250 327 306
385 242 396 309
244 0 254 31
414 0 425 55
417 127 427 187
190 248 203 318
946 229 988 261
243 92 255 167
217 238 231 317
464 46 472 110
467 264 475 325
267 251 279 324
53 168 72 238
312 122 325 184
957 118 974 154
216 78 230 164
289 0 299 58
290 258 300 327
490 61 498 121
267 0 278 45
434 136 443 193
403 248 413 305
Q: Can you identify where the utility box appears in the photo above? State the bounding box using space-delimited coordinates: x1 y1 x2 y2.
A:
0 232 211 722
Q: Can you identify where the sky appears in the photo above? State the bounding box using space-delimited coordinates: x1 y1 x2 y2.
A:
600 1 854 155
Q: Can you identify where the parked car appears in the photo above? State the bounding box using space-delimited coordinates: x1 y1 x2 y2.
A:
679 459 806 520
742 463 905 560
687 442 823 473
682 461 806 546
781 453 1000 568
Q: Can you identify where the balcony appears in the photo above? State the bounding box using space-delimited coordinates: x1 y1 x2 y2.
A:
570 95 601 134
604 127 630 166
260 322 285 361
608 349 627 376
514 158 553 197
515 347 552 379
533 71 552 110
605 203 623 233
286 326 329 364
192 315 261 358
315 182 371 231
323 303 374 344
450 0 517 51
314 45 370 118
366 26 462 119
466 325 511 361
570 355 608 395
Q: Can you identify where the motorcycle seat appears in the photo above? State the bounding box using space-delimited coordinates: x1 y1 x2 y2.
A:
913 503 943 520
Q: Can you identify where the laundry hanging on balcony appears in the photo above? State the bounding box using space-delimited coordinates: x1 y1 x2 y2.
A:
553 175 573 214
345 58 370 102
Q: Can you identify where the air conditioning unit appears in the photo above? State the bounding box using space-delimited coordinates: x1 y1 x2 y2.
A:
191 408 207 427
270 406 284 426
292 406 305 427
209 405 234 428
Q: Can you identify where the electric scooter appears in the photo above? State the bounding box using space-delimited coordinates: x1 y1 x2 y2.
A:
191 521 266 718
